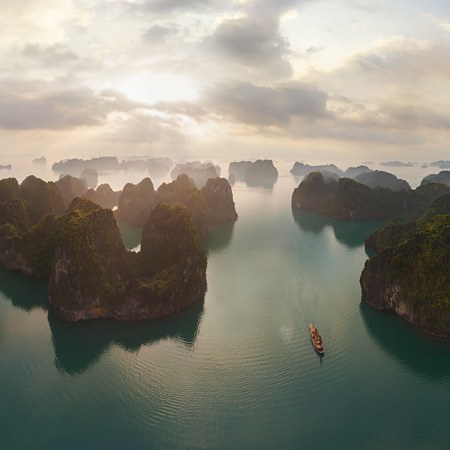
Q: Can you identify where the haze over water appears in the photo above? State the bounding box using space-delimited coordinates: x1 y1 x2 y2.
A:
1 160 450 449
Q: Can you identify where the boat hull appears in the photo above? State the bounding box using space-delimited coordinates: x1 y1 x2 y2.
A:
308 323 324 355
310 338 324 355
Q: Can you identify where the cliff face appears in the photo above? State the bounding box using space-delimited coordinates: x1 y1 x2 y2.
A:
0 177 210 323
119 204 207 320
116 178 155 226
0 178 19 204
421 171 450 187
290 162 344 177
85 183 121 209
170 162 220 188
56 175 88 207
0 215 61 278
116 174 237 235
292 172 450 220
354 170 411 192
5 198 208 322
201 177 238 226
20 176 65 224
48 199 129 321
0 199 30 231
360 215 450 339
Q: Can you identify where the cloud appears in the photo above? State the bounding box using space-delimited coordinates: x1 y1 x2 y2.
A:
21 43 79 65
142 24 176 45
196 1 311 81
343 37 450 81
203 79 330 126
103 111 186 144
122 0 221 14
203 17 292 79
0 81 145 130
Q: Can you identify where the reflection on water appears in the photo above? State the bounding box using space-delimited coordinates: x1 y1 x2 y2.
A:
0 267 48 311
230 178 277 190
203 222 235 254
292 208 384 249
360 303 450 382
48 302 204 375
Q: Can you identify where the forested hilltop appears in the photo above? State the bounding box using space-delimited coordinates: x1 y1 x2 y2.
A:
0 172 238 322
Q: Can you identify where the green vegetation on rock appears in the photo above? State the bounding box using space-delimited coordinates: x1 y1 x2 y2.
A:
116 177 155 227
116 174 237 236
0 178 19 204
292 172 450 220
20 175 65 224
361 212 450 339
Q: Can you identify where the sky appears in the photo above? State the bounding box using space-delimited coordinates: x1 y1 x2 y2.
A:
1 0 450 163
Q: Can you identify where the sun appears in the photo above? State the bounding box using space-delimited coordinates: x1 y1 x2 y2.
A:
119 72 198 104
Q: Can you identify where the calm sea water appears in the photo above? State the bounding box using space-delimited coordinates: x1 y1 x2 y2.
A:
1 159 450 449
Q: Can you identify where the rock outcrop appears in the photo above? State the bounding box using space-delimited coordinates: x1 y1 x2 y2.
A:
116 174 237 235
0 194 208 322
48 199 129 321
48 201 207 321
19 176 65 224
80 168 98 188
0 178 19 204
115 178 155 227
201 177 238 226
56 175 88 207
290 162 344 177
380 161 413 167
170 161 221 188
0 214 61 277
229 160 279 188
343 165 372 178
430 160 450 170
85 183 121 209
292 172 450 220
360 214 450 339
52 156 122 174
354 170 411 192
421 171 450 187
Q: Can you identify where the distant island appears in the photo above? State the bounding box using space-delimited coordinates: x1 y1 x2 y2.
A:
32 157 47 165
291 171 449 220
361 196 450 339
380 161 414 167
421 171 450 187
229 160 278 188
430 160 450 170
0 172 237 322
116 174 238 236
52 156 173 179
290 162 344 177
170 161 221 188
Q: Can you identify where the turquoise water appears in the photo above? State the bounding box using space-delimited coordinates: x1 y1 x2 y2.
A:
1 173 450 449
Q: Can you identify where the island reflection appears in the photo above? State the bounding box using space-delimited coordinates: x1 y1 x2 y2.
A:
360 303 450 382
48 302 204 376
203 222 235 255
0 267 48 311
292 208 384 249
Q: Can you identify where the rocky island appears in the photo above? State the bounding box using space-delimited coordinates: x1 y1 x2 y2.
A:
0 175 212 322
116 174 238 236
360 208 450 339
170 161 221 188
290 162 344 177
421 171 450 187
229 160 278 188
292 171 450 220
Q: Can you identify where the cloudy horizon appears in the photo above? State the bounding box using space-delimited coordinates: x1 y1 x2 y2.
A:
1 0 450 163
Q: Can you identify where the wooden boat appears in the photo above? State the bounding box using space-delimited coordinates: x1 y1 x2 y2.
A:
308 323 324 355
